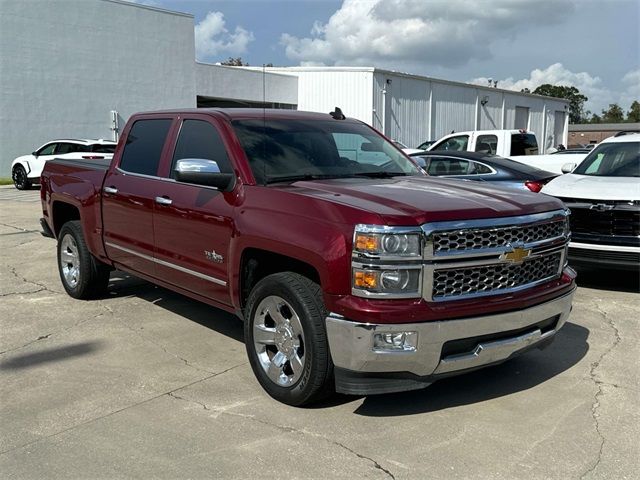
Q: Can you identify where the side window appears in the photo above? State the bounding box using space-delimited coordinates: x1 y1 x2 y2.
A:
120 119 172 176
427 157 471 176
475 135 498 154
471 161 493 174
55 143 76 154
37 143 57 156
434 135 469 152
170 119 233 177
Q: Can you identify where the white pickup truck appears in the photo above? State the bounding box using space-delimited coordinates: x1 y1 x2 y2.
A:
426 129 587 174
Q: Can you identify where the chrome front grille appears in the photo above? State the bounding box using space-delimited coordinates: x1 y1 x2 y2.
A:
432 251 562 299
433 219 566 254
422 210 570 302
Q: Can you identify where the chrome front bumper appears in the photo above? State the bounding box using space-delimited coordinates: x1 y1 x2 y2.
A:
326 290 575 394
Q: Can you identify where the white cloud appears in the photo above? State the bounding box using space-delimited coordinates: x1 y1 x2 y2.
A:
470 63 639 114
281 0 574 68
194 11 254 61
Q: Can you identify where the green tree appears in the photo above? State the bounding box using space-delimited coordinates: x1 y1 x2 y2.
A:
627 100 640 122
601 103 624 123
532 84 588 124
221 57 249 66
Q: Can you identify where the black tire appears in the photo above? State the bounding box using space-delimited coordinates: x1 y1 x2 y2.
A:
57 221 110 299
244 272 334 406
12 165 31 190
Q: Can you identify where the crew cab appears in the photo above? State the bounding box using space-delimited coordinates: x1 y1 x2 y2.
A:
427 129 587 174
11 138 116 189
542 133 640 270
40 109 576 406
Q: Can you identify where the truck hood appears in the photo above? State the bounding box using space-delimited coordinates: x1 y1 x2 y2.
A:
279 176 564 225
542 173 640 201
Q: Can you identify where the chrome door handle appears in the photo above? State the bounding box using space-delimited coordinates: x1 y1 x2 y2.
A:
155 196 172 206
103 186 118 194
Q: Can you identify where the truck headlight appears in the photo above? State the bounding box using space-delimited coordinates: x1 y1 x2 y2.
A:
354 229 421 258
352 267 421 296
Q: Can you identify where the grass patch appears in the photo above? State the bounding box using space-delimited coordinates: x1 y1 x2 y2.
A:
0 177 14 185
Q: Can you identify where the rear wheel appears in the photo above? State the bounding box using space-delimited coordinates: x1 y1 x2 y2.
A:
12 165 31 190
244 272 334 406
57 221 110 299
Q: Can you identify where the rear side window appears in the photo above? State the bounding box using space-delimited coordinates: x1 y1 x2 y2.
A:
510 134 539 156
91 144 116 154
475 135 498 154
120 119 172 176
171 120 232 176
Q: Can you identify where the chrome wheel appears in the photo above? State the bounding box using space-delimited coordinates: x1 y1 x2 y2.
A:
59 233 80 288
253 295 306 387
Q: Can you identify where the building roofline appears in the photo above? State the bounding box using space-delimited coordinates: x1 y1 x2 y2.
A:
254 65 568 105
102 0 193 18
196 62 298 80
569 122 640 132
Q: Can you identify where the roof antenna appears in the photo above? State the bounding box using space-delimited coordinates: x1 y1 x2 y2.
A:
330 107 346 120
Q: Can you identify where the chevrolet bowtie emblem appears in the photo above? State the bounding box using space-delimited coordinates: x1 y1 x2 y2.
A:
501 247 532 264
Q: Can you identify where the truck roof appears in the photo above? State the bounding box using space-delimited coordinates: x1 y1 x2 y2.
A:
133 108 362 123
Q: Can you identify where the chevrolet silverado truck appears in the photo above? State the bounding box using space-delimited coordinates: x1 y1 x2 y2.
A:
40 109 576 406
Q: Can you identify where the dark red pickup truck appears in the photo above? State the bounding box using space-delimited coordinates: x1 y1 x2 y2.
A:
40 109 576 405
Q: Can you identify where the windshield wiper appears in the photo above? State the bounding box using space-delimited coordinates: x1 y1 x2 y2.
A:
265 174 346 184
349 171 410 178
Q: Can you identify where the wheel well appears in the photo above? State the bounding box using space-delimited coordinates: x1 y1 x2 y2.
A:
240 248 321 308
52 202 80 236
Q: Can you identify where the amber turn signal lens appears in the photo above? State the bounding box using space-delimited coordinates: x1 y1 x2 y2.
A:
354 270 378 288
355 234 379 252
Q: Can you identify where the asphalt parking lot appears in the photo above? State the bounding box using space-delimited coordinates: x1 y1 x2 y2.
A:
1 185 638 479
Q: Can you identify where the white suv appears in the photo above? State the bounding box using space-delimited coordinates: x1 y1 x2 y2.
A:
11 139 117 189
541 133 639 270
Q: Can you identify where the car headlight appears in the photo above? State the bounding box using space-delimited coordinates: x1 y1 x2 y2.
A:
353 227 421 258
352 225 423 298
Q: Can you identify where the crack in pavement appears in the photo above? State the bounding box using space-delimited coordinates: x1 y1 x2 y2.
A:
0 362 247 456
0 309 109 356
2 264 61 296
167 392 396 479
0 222 39 234
579 302 622 480
108 305 220 376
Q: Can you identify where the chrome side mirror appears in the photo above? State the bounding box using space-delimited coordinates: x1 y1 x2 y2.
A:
174 158 235 191
561 162 577 174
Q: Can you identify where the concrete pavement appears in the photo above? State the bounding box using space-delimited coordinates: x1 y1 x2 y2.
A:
1 185 638 479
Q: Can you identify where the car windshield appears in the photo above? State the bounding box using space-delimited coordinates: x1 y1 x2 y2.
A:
90 144 116 153
232 119 421 184
573 141 639 177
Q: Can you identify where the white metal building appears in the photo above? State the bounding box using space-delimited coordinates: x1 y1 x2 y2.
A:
0 0 568 177
256 67 569 151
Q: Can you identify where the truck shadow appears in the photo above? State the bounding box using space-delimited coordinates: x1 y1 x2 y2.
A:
350 321 589 416
574 266 639 293
105 273 589 415
0 341 103 371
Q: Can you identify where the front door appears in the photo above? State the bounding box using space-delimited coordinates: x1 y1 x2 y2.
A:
152 117 236 305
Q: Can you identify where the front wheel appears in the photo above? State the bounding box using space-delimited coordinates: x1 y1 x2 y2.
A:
12 165 31 190
244 272 334 406
57 221 110 299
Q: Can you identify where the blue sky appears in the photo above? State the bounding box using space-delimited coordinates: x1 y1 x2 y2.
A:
142 0 639 114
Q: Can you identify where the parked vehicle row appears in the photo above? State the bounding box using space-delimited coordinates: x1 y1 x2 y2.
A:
11 139 116 190
40 108 576 406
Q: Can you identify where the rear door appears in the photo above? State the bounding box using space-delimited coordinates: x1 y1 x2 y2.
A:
102 116 175 277
152 115 236 305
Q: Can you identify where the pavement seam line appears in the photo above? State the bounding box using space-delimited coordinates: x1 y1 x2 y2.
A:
165 392 396 480
0 362 247 456
109 309 219 376
579 301 622 480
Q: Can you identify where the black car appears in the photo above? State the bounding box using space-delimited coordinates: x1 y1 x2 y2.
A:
409 151 558 192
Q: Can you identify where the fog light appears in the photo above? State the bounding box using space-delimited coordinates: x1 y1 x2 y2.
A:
373 331 418 352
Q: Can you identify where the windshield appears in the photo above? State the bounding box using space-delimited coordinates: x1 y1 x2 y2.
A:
232 119 421 184
573 141 639 177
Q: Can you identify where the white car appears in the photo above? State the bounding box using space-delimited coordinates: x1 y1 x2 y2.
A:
11 139 117 189
541 133 640 270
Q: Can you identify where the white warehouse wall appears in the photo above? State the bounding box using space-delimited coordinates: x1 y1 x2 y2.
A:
196 64 298 106
0 0 197 176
